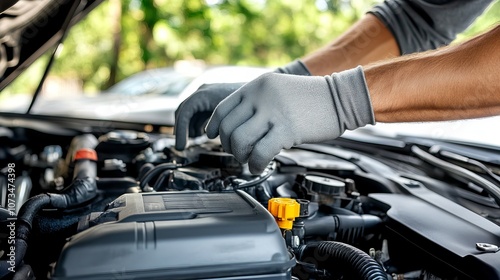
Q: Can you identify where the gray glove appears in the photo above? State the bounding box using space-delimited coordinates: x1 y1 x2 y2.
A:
174 60 310 151
205 66 375 174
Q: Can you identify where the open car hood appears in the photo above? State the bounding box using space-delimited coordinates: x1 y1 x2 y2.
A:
0 0 103 92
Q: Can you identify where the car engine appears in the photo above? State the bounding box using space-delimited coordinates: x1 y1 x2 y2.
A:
0 128 499 280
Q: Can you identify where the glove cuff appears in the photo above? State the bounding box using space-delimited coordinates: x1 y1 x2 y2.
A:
328 66 376 131
274 60 311 76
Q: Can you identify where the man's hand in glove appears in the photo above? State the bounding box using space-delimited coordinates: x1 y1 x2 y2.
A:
205 66 375 174
174 60 310 151
174 82 244 150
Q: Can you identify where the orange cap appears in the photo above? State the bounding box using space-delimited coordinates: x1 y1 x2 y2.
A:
268 198 300 230
74 148 98 161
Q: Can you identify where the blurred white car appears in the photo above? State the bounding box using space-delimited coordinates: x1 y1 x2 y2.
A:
30 65 269 125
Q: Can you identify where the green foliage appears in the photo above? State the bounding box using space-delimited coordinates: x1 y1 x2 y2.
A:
0 52 50 98
4 0 499 94
49 0 378 92
52 1 114 92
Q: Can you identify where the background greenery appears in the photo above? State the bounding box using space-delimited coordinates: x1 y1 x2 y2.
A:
4 0 499 95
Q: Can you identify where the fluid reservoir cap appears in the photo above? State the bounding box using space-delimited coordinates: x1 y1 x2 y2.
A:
74 148 98 161
305 175 345 196
268 198 300 230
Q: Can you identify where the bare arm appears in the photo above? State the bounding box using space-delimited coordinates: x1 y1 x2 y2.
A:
302 14 400 75
301 0 493 76
366 25 500 122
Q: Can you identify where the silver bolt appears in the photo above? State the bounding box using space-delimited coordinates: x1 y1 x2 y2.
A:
291 236 300 248
476 243 499 252
369 248 376 258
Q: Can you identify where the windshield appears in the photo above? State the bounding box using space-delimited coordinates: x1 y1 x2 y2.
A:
0 0 499 146
104 69 194 96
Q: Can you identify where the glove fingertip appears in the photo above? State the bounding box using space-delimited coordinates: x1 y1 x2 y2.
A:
206 130 219 139
175 139 185 151
174 127 187 151
232 151 250 165
248 153 269 175
249 163 266 175
174 107 191 148
205 119 220 139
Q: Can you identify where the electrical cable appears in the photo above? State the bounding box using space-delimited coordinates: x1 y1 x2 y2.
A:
139 162 178 191
234 161 277 189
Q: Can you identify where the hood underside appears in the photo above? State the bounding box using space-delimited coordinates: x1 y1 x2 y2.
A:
0 0 103 92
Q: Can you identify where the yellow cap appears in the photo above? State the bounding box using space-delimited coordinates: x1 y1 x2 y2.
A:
268 198 300 230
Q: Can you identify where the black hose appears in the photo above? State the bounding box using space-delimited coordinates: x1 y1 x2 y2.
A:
299 241 388 280
0 239 28 278
0 151 98 277
303 216 337 236
137 163 154 181
152 170 174 191
139 163 178 191
303 214 382 242
50 157 98 208
97 177 139 192
0 194 51 278
16 194 51 233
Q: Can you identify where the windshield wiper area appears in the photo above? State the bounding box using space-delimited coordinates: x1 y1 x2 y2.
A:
430 145 500 184
411 146 500 208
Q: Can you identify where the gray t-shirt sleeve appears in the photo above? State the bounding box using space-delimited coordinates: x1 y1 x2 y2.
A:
369 0 494 54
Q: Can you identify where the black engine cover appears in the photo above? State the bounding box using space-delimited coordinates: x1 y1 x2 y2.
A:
52 190 293 280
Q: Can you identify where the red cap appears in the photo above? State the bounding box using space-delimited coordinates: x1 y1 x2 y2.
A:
74 148 98 161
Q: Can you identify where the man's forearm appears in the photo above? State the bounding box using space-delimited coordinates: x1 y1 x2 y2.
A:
365 25 500 122
302 14 400 75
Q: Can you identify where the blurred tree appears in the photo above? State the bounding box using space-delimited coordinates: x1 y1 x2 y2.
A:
49 0 115 92
130 0 363 68
8 0 496 94
138 0 160 68
44 0 370 92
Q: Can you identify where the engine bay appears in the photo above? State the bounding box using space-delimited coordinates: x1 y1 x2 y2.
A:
1 126 499 280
